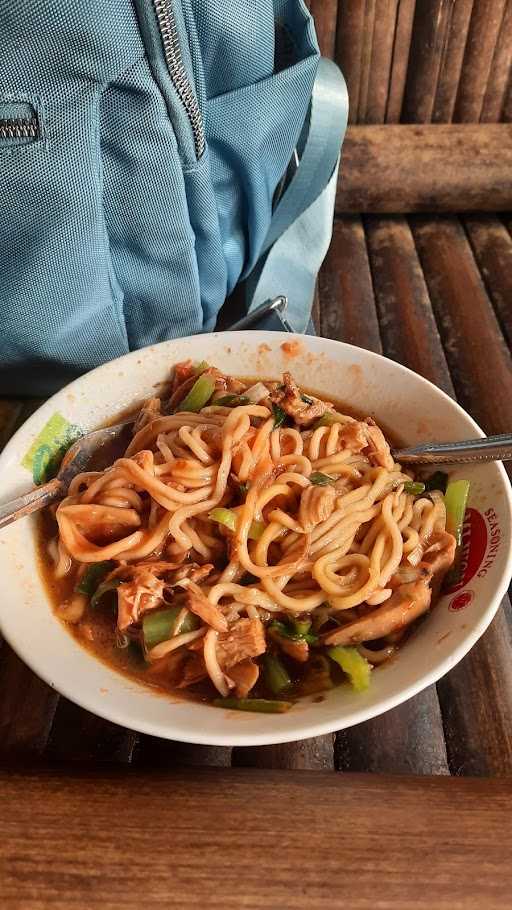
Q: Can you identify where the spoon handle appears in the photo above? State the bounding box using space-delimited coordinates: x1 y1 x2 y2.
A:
0 478 65 530
393 433 512 465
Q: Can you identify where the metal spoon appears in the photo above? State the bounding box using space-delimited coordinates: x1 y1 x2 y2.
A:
0 421 134 531
392 433 512 465
0 426 510 532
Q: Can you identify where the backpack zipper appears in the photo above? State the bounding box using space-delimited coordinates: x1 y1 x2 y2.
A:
0 118 38 140
152 0 205 159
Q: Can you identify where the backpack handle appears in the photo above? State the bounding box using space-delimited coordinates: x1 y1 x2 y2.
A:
246 58 348 332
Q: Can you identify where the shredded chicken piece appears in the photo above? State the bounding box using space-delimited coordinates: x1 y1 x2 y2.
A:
171 360 194 394
323 578 432 646
133 397 162 434
186 589 227 633
339 421 368 453
421 531 457 580
177 653 208 687
229 659 260 697
269 372 332 427
299 484 336 531
172 563 213 585
117 569 166 631
271 632 309 663
146 649 188 683
224 375 247 394
364 418 395 470
217 618 266 668
107 560 184 581
421 531 457 598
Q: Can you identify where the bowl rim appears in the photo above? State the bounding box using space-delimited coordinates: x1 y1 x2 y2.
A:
1 330 511 746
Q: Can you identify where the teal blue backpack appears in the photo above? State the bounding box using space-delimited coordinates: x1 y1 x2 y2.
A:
0 1 347 394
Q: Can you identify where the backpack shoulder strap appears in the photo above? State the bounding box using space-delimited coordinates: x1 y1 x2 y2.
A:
246 58 348 333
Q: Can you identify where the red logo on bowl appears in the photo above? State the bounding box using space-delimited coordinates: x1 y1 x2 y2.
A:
449 590 474 612
445 508 488 594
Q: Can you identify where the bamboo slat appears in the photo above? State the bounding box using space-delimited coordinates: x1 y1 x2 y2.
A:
401 0 454 123
454 0 508 122
336 124 512 213
386 0 417 122
308 0 338 59
481 0 512 122
432 0 474 122
464 215 512 348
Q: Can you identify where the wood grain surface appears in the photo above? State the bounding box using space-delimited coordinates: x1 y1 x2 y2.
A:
401 0 455 123
336 124 512 212
385 0 418 122
410 215 512 774
1 768 512 910
307 0 338 59
454 0 508 122
480 0 512 122
335 0 368 123
465 214 512 348
323 0 512 126
432 0 475 123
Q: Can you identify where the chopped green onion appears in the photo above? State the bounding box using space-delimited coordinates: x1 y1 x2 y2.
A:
179 374 216 412
214 394 250 407
213 697 291 713
312 412 349 429
209 507 237 532
209 508 264 541
293 618 312 635
90 578 121 610
194 360 209 374
328 645 372 692
76 561 115 597
270 620 318 645
143 607 199 651
263 654 291 695
301 394 314 405
312 412 335 429
272 404 286 427
424 471 449 494
444 479 470 546
403 481 426 496
310 471 335 486
248 520 265 541
238 482 249 498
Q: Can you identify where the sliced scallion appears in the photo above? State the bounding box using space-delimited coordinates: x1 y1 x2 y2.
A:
263 654 291 695
328 645 372 692
90 578 121 610
142 607 199 651
179 374 215 412
76 561 115 597
444 479 470 547
403 481 426 496
214 394 249 407
272 404 286 428
310 471 335 486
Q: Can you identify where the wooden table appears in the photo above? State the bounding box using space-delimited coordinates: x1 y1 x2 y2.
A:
2 767 512 909
1 214 512 776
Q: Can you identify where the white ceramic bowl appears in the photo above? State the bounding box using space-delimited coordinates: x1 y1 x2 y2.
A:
0 332 511 746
